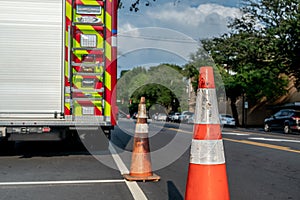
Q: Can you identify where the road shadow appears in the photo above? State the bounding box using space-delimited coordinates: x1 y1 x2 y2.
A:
111 125 133 151
0 132 112 158
0 140 90 158
113 119 186 153
167 180 184 200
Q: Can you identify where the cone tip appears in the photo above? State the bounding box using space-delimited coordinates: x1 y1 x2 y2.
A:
199 66 215 89
140 97 146 104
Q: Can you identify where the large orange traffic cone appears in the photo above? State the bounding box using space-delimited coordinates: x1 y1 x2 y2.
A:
123 97 160 182
185 66 230 200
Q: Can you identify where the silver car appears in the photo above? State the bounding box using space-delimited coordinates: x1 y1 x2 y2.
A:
219 114 236 127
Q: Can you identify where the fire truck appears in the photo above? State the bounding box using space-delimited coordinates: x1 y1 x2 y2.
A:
0 0 118 141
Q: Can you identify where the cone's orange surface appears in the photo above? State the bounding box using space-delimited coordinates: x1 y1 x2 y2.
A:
123 97 160 182
185 66 230 200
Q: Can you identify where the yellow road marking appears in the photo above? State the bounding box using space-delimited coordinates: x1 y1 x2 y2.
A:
166 127 300 154
166 127 192 134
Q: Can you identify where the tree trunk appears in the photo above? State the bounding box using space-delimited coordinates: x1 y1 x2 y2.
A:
230 97 240 127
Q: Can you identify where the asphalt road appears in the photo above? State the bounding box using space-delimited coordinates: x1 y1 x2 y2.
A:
0 119 300 200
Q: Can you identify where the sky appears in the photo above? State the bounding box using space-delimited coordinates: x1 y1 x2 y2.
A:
117 0 242 76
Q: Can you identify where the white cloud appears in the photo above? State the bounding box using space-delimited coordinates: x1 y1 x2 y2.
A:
146 3 241 38
117 2 242 70
119 23 140 37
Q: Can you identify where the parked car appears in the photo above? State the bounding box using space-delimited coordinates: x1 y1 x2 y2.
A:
187 114 194 124
170 112 181 123
219 114 236 127
157 113 167 121
264 109 300 134
152 113 158 120
132 112 138 119
180 111 194 123
166 114 172 122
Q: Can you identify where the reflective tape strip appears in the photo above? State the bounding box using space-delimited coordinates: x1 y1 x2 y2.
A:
190 139 225 165
72 74 102 89
194 88 220 124
111 36 117 47
105 41 112 61
66 2 72 20
81 0 100 5
135 123 149 134
65 87 71 94
73 39 89 55
65 102 71 109
105 100 111 116
65 1 72 115
105 71 111 91
105 12 112 31
93 101 102 115
138 104 147 118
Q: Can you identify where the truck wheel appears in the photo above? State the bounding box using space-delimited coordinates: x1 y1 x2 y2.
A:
0 140 16 155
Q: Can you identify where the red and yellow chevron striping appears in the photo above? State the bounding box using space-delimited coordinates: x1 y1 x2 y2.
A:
64 0 117 122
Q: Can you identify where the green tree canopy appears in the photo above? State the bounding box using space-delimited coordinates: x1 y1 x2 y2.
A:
118 0 158 12
229 0 300 88
117 64 188 115
186 0 299 126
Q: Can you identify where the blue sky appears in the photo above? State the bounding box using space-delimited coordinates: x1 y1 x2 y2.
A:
117 0 242 76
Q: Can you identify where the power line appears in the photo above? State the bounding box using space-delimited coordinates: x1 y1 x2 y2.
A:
118 34 199 44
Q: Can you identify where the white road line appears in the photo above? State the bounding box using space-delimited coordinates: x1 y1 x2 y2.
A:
108 142 129 175
0 143 148 200
222 132 249 136
249 137 300 143
108 142 148 200
125 180 149 200
165 127 192 134
0 179 125 186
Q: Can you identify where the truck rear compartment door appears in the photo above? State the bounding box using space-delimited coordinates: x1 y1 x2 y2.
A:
0 0 64 117
65 0 105 120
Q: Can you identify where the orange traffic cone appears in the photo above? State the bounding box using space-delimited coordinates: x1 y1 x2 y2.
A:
185 66 230 200
123 97 160 182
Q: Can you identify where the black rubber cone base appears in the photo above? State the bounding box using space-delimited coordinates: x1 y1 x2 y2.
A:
123 173 160 182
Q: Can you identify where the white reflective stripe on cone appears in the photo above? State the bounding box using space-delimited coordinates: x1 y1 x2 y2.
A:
138 104 147 118
135 123 149 134
190 139 225 165
194 88 220 124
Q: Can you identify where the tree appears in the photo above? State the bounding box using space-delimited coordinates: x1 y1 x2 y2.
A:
182 47 214 93
130 84 176 114
118 0 158 12
197 0 300 126
229 0 300 88
117 64 187 115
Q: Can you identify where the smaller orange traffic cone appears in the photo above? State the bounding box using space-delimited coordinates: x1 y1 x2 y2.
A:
185 66 230 200
123 97 160 182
